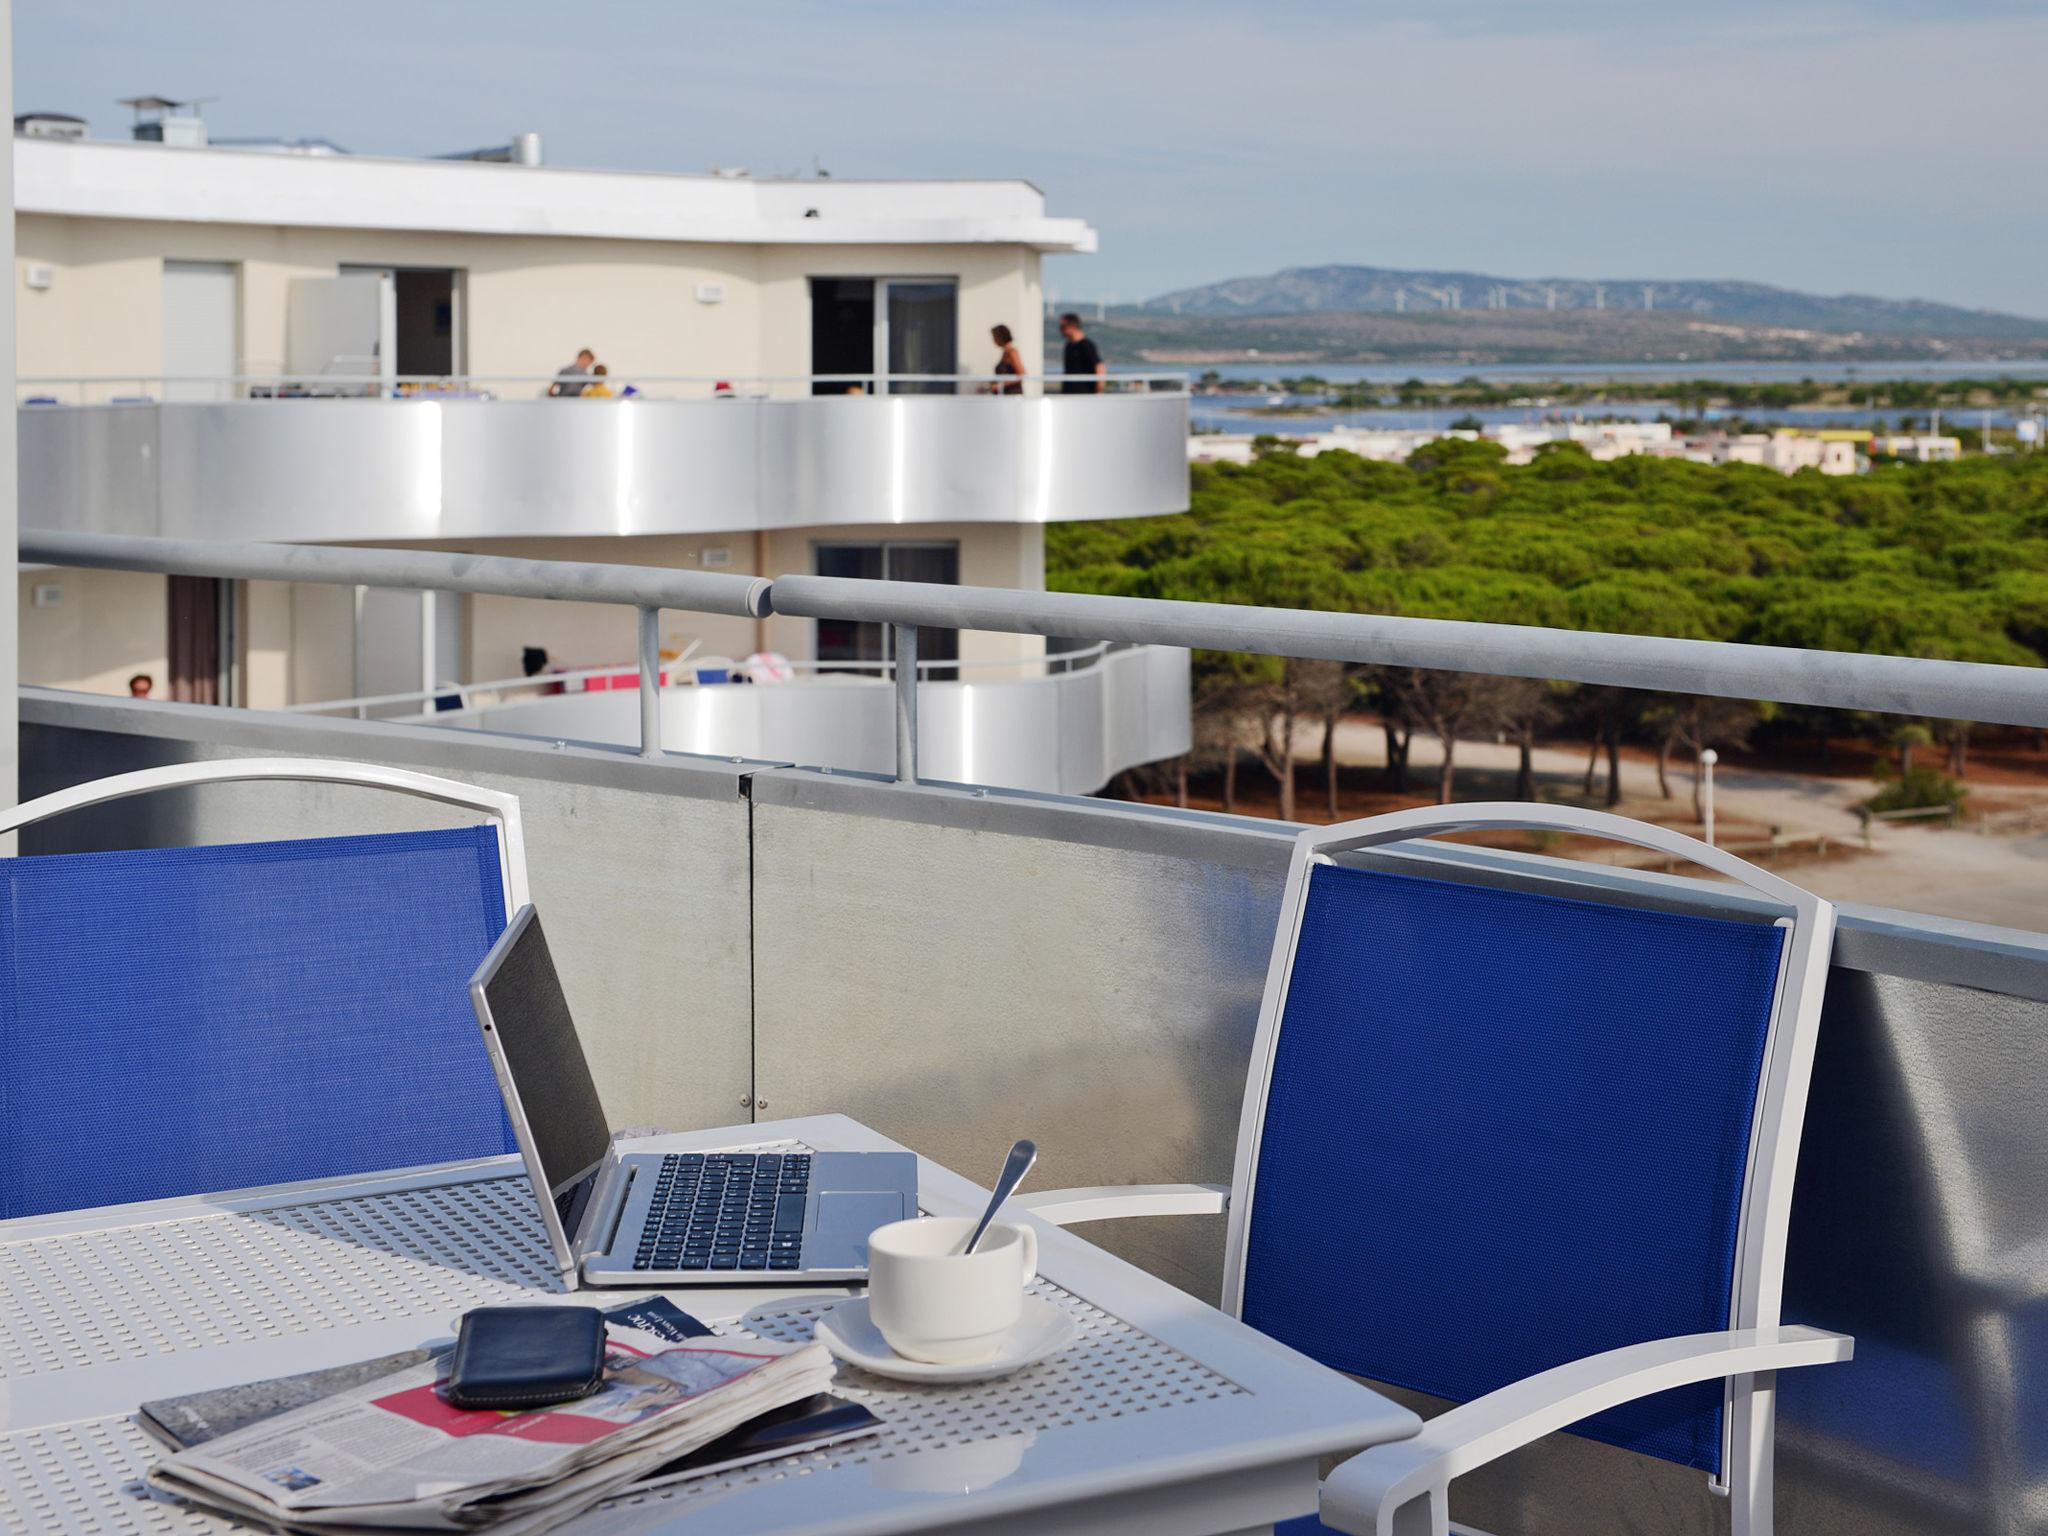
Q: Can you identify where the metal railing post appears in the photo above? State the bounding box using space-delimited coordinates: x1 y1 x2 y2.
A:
894 622 918 783
352 585 367 721
637 606 661 760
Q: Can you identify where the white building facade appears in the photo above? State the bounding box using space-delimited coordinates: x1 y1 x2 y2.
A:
14 128 1191 793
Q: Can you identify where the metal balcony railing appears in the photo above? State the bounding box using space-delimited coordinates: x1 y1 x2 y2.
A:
18 371 1190 404
24 530 2048 787
284 642 1124 721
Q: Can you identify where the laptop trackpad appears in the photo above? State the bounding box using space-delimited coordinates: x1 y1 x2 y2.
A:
814 1190 905 1236
804 1191 905 1269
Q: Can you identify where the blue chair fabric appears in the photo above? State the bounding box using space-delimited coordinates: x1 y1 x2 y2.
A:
0 826 516 1219
1242 862 1787 1474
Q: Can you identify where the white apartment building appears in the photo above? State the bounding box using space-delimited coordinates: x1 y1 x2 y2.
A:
1195 419 1863 477
1871 434 1962 463
14 112 1191 792
1683 431 1858 475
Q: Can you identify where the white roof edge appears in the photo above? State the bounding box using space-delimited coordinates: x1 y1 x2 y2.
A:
13 138 1097 252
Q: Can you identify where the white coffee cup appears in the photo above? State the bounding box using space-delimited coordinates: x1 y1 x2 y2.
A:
866 1215 1038 1364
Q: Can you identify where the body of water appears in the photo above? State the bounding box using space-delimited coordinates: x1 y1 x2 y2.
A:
1189 399 2046 434
1172 360 2048 435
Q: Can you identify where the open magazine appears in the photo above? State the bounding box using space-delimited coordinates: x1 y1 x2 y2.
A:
146 1319 836 1535
139 1299 713 1452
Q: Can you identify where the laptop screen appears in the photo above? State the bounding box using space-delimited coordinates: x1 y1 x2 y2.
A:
471 907 613 1251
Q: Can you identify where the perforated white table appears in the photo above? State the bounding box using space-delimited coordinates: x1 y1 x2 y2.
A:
0 1115 1417 1535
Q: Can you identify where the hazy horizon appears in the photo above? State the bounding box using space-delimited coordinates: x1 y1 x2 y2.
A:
18 1 2046 319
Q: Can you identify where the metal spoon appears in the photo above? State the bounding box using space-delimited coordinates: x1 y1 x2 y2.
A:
960 1139 1037 1255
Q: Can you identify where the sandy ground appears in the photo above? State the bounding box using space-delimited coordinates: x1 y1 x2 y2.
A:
1306 719 2048 933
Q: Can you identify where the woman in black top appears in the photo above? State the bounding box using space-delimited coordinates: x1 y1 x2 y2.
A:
988 324 1025 395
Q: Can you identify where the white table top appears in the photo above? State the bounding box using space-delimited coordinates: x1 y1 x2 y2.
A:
0 1115 1418 1535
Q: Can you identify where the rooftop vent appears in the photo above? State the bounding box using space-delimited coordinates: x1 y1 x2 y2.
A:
15 112 86 141
120 95 209 148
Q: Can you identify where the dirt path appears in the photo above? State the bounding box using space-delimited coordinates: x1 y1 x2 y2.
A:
1294 718 2048 932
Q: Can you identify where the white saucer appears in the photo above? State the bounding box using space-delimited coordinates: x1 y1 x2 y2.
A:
814 1296 1077 1384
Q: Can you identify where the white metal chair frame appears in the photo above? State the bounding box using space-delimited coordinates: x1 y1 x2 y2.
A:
0 758 530 920
1017 802 1851 1536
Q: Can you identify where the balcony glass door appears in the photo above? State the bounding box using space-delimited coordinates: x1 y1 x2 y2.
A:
162 261 237 401
289 271 390 394
809 277 957 394
810 278 874 395
814 541 960 680
882 280 957 394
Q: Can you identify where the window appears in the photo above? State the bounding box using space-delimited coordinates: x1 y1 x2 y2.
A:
808 278 958 394
814 542 960 680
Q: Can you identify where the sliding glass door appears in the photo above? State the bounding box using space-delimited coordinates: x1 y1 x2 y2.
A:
814 541 960 680
807 278 958 394
882 281 957 394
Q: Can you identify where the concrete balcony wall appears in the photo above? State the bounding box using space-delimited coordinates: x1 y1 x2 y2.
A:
17 393 1191 543
21 687 2048 1536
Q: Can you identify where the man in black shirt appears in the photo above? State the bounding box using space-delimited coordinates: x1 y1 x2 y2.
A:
548 348 596 397
1059 313 1105 395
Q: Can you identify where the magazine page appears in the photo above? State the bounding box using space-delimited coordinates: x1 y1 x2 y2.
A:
138 1298 712 1453
148 1324 827 1527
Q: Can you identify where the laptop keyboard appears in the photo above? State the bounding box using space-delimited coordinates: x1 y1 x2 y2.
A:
633 1152 811 1272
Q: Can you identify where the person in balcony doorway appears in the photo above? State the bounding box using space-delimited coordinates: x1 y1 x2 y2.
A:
1059 313 1104 394
127 673 154 699
583 364 615 399
548 348 596 397
522 646 565 696
988 325 1025 395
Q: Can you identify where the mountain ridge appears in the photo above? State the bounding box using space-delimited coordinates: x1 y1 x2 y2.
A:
1141 264 2048 340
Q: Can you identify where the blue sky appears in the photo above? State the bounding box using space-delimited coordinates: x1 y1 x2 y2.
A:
18 2 2047 316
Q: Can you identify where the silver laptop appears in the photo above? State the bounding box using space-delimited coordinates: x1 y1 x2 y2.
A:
469 905 918 1288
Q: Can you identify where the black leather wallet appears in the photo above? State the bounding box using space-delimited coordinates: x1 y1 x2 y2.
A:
446 1306 607 1410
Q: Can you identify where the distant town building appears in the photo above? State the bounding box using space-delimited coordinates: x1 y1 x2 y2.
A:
1298 426 1474 462
1870 434 1962 463
1191 422 1866 475
1675 431 1856 474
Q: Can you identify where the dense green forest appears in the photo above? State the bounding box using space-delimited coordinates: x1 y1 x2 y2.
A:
1046 443 2048 818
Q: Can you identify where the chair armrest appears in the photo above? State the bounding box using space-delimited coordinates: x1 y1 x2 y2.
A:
1318 1324 1853 1536
1011 1183 1230 1226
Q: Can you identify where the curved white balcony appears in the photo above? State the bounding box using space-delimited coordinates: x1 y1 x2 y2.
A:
17 386 1190 543
296 644 1193 797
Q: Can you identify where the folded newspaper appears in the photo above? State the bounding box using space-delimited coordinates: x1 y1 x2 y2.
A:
145 1318 835 1535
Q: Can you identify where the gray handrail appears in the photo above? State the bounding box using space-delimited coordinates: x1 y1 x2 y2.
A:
24 531 770 764
769 575 2048 731
28 531 770 616
21 530 2048 781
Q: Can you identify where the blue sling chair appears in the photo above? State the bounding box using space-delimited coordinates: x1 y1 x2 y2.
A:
0 758 528 1220
1018 803 1852 1536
